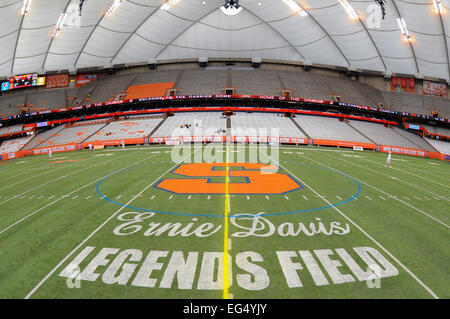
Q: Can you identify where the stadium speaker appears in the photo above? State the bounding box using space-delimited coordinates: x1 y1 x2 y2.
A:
198 57 208 67
251 57 262 68
302 60 312 71
148 58 157 70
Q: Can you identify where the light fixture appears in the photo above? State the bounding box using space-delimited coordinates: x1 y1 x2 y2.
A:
257 2 262 6
433 0 444 14
106 0 121 15
396 17 411 42
374 0 386 19
51 12 67 38
21 0 32 15
282 0 307 17
339 0 358 20
161 0 180 11
221 0 242 15
79 0 85 16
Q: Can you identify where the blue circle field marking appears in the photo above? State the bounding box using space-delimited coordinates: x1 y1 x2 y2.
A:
96 163 361 218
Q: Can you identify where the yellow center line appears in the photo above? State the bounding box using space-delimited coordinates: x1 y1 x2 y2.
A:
223 142 230 299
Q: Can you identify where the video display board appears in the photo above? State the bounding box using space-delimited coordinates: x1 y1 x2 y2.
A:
1 74 46 91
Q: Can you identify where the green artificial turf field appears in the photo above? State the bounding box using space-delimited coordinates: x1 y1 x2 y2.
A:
0 144 448 299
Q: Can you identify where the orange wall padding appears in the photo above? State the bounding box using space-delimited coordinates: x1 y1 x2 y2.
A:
125 82 175 99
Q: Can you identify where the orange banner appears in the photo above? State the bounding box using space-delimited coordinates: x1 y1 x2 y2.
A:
312 139 376 150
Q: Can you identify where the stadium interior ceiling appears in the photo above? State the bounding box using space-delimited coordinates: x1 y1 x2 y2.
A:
0 0 449 127
0 0 449 81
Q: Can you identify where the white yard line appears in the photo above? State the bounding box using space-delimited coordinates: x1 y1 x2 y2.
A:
0 152 150 235
0 154 130 206
25 150 194 299
319 152 450 202
358 157 450 189
308 154 449 229
0 169 40 185
0 166 70 193
265 153 439 299
0 153 105 192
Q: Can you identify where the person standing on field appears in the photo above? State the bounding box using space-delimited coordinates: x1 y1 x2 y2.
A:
385 150 392 168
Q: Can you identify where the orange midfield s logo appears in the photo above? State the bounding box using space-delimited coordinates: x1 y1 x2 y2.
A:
155 163 302 194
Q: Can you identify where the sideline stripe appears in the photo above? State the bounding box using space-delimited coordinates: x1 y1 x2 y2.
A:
0 152 101 192
25 149 194 299
316 152 449 228
0 151 150 235
223 143 230 299
359 157 450 189
265 153 439 299
0 154 127 207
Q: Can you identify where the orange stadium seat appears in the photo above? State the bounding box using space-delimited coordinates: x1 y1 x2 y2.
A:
125 82 175 99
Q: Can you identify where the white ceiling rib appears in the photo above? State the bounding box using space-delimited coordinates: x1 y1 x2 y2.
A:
0 0 447 81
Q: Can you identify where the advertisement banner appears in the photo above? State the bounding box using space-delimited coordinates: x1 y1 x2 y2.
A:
76 73 98 88
45 74 69 89
423 81 447 97
1 81 9 91
391 77 416 93
380 145 426 157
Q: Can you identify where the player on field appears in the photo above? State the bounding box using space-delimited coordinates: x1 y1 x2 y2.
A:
121 140 125 149
88 143 93 152
48 149 52 158
385 150 392 168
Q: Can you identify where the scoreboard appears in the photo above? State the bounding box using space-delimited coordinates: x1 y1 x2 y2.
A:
11 73 36 89
1 73 45 91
